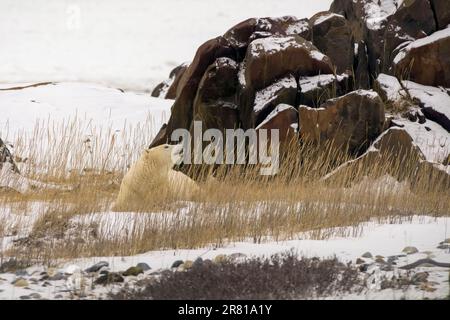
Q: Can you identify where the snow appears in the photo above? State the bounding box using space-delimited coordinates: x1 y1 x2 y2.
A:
393 27 450 65
253 75 297 112
375 73 405 102
1 215 449 300
313 12 344 26
0 82 171 173
0 0 333 92
363 0 405 31
256 104 296 129
299 74 348 93
394 119 450 165
402 80 450 122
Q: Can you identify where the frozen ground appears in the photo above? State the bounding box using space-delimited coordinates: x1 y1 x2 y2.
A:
0 216 449 300
0 0 332 92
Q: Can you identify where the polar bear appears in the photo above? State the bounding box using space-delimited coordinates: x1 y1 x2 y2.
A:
113 144 199 211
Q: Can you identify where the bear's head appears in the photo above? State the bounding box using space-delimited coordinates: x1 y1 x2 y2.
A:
143 144 183 171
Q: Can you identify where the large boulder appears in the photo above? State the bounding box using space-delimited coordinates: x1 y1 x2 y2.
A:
299 73 352 107
224 16 311 55
324 126 450 191
330 0 436 78
164 37 236 139
0 138 19 174
394 27 450 88
243 36 334 91
299 90 385 154
252 75 299 127
192 57 240 132
430 0 450 30
310 11 354 73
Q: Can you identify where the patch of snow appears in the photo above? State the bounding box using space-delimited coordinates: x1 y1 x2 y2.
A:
395 119 450 164
254 75 297 112
363 0 404 31
376 73 405 102
299 74 348 93
393 27 450 65
256 104 296 129
313 13 344 26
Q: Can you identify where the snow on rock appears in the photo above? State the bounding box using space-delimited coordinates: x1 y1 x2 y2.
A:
393 27 450 65
374 73 406 103
402 80 450 131
393 118 450 164
256 104 295 129
313 12 345 26
363 0 405 31
254 76 297 112
299 74 348 93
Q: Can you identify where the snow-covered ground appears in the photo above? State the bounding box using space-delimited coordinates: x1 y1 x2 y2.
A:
0 216 449 300
0 0 332 92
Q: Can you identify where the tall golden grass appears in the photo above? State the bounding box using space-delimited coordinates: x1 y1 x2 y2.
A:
0 116 449 267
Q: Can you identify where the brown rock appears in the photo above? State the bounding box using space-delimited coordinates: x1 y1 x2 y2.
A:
243 35 334 91
430 0 450 30
299 90 385 155
299 73 352 108
310 11 354 73
192 57 240 133
252 75 299 127
256 104 298 145
394 28 450 88
162 36 236 144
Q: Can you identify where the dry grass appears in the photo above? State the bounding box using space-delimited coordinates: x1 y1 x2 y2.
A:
0 117 449 267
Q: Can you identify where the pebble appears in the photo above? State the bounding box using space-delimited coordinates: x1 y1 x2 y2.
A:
171 260 184 269
402 246 419 255
356 258 365 265
85 261 109 273
13 278 29 287
123 266 143 277
95 272 124 285
136 263 151 272
361 252 373 259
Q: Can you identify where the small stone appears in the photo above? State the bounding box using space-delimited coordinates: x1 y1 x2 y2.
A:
214 254 228 264
182 260 193 270
437 244 450 250
94 272 124 285
375 255 385 259
356 258 365 265
361 252 373 259
122 266 143 277
375 257 386 264
412 272 429 284
359 264 370 272
171 260 183 269
193 258 203 268
20 295 31 300
136 263 151 272
85 261 109 273
402 247 419 255
30 293 41 299
13 278 29 287
48 273 66 281
54 294 63 299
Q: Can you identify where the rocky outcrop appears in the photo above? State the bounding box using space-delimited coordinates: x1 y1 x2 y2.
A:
330 0 436 79
310 11 354 73
394 27 450 88
0 138 19 173
324 127 450 191
299 90 385 155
